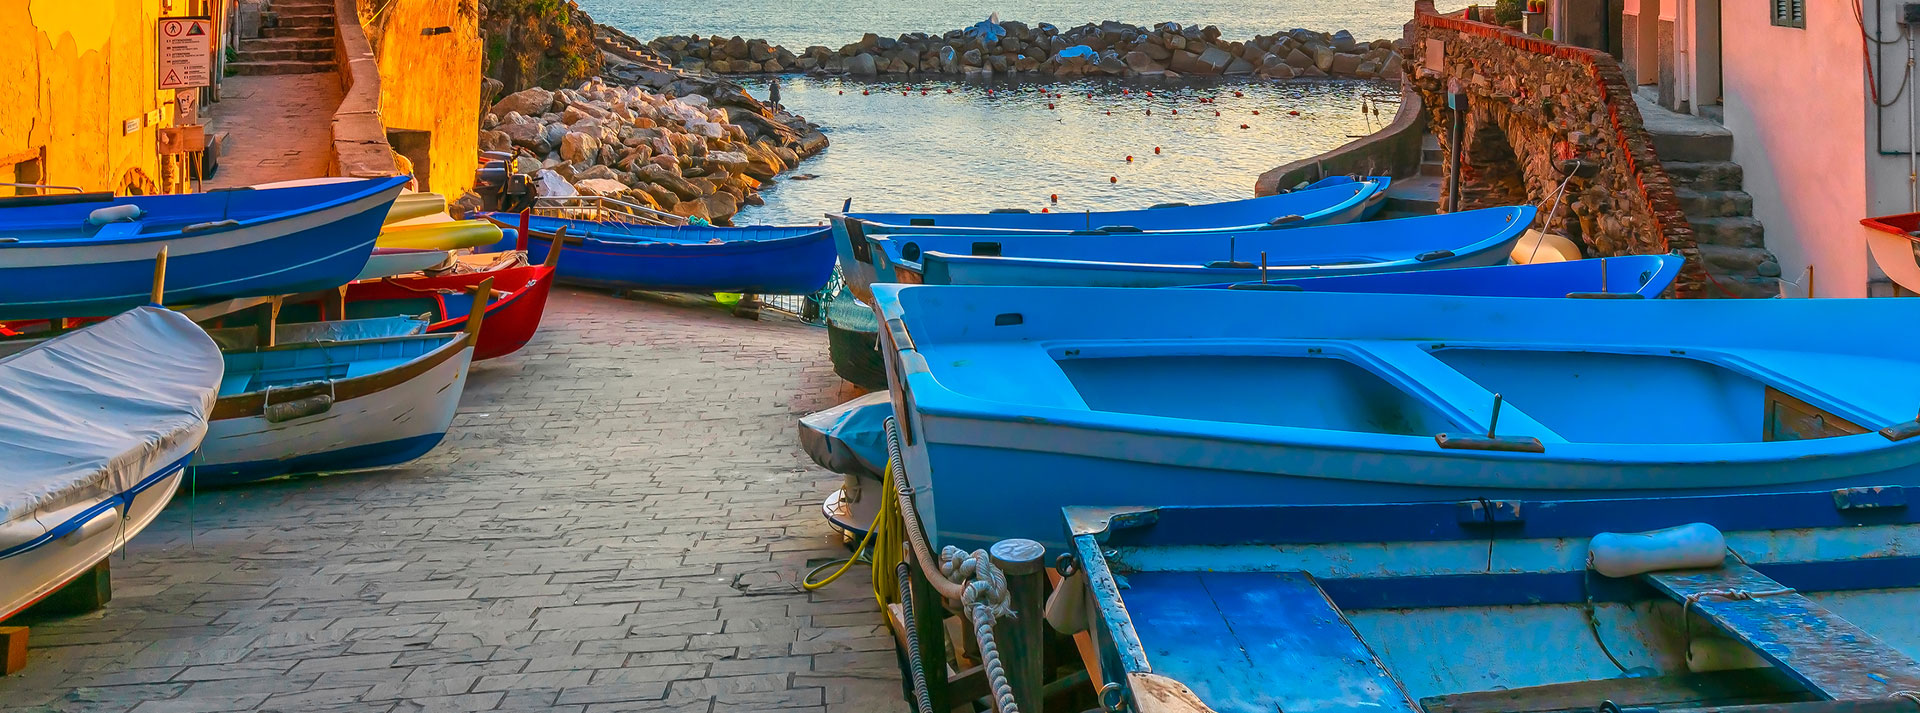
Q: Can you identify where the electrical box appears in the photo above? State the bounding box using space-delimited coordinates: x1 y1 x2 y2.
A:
1902 2 1920 26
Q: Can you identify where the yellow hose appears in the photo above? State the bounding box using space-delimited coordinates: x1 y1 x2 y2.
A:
802 462 895 591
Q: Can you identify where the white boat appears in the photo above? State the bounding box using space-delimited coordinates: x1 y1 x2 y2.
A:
192 282 489 485
0 307 223 620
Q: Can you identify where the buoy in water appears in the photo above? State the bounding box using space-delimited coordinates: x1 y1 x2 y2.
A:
1171 109 1178 115
1041 208 1050 213
1050 194 1059 203
1239 124 1250 129
1288 110 1300 115
1146 91 1154 97
946 89 954 93
1252 110 1261 115
1214 111 1220 116
1048 103 1055 109
1110 176 1118 183
1125 155 1133 162
1145 109 1152 115
1234 91 1244 97
862 90 870 95
1153 146 1161 154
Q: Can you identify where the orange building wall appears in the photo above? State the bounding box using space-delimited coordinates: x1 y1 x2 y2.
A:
368 0 481 198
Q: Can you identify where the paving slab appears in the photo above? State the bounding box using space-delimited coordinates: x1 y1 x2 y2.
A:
0 289 900 712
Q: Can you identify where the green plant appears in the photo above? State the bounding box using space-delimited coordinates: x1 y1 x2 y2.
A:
1494 0 1524 23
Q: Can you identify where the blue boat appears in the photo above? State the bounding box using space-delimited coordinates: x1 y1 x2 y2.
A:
831 178 1389 301
872 283 1920 551
1062 494 1920 713
480 214 836 294
870 206 1534 288
1193 254 1685 298
0 177 409 319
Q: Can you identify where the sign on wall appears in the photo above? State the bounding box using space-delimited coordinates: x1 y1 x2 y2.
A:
158 16 214 90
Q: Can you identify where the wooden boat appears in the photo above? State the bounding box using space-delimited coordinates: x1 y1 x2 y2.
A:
283 246 559 361
868 206 1534 289
192 282 489 486
0 176 408 319
204 315 430 351
831 178 1389 302
375 219 504 251
1195 254 1684 298
872 283 1920 550
0 306 222 620
478 213 836 295
356 247 451 281
1061 494 1920 713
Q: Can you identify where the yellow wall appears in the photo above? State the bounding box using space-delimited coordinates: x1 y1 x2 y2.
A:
370 0 481 198
1 0 186 195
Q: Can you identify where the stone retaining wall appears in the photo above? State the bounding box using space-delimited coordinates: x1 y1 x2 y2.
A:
650 21 1405 81
1410 3 1706 296
330 0 399 178
1256 88 1425 195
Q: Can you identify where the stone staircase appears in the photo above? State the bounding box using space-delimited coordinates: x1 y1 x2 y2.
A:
230 0 337 76
1635 94 1779 298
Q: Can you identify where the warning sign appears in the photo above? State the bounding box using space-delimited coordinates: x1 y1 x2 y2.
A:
158 17 214 90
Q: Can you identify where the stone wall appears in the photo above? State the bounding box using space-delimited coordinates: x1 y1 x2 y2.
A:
1 0 187 195
1410 5 1707 296
362 0 484 197
332 0 401 178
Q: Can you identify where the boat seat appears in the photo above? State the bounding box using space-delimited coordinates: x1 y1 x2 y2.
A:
1121 570 1419 713
1644 562 1920 699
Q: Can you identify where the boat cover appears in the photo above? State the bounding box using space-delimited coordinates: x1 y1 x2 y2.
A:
0 307 222 526
798 391 893 476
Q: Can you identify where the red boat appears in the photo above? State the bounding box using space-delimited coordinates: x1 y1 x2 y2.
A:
285 244 561 361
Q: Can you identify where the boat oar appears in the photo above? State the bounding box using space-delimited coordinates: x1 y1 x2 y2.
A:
1435 393 1546 453
462 277 493 347
150 246 169 307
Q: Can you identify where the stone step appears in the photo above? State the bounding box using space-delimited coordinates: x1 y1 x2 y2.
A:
1662 161 1745 191
261 24 333 39
1648 129 1733 163
275 3 333 17
1689 216 1766 249
228 60 336 76
275 13 333 29
1420 163 1443 177
236 47 333 62
242 36 333 52
1674 188 1753 219
1698 244 1782 298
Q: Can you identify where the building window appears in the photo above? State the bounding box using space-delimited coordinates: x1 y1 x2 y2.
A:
1 151 45 197
1772 0 1805 28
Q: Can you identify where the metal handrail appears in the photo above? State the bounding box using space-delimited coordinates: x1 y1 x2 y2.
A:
0 182 85 194
529 195 687 226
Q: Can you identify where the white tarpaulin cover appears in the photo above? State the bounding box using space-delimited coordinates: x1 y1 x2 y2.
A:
0 307 222 527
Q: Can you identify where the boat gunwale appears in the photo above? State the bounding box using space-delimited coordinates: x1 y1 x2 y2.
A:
0 176 411 250
210 331 470 421
828 180 1382 236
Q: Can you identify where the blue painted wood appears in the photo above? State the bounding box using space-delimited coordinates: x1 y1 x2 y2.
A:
1314 555 1920 610
477 215 836 295
870 206 1534 288
0 177 407 319
1645 562 1920 700
1121 570 1417 713
1189 255 1686 298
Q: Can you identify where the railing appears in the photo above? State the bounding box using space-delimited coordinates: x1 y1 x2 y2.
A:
528 195 688 226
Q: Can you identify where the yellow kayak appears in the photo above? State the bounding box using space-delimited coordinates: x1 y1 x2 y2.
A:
385 192 449 225
375 220 504 251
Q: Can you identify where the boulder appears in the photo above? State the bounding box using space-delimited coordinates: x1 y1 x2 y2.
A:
1330 52 1365 75
723 36 749 59
637 182 678 209
1096 54 1126 74
963 48 984 66
478 130 512 153
1124 50 1161 72
1332 29 1359 52
560 131 601 164
498 121 546 150
490 87 554 117
575 164 622 182
574 178 631 196
1313 45 1336 72
531 169 576 197
1284 47 1314 68
1225 56 1254 75
703 191 739 224
669 199 710 222
1258 61 1296 80
638 163 703 200
1193 45 1232 74
847 52 879 75
1169 50 1202 74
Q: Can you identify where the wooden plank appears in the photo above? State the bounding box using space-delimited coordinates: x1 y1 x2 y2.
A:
1123 571 1416 713
1421 668 1809 713
1645 562 1920 700
0 626 25 675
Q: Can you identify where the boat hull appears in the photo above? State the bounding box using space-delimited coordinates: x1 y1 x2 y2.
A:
509 228 835 295
1 452 188 621
0 178 407 319
296 262 557 361
195 339 472 485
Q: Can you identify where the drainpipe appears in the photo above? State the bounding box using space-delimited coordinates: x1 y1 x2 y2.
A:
1909 29 1917 211
1447 81 1466 213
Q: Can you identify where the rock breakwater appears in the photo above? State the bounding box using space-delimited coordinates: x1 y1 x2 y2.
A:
479 71 828 226
648 21 1405 81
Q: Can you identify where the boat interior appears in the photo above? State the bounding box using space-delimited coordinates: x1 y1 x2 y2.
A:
218 334 455 396
1070 494 1920 713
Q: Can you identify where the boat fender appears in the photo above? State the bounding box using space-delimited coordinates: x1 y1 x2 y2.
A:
1206 260 1256 269
1416 249 1457 262
900 242 921 262
1586 523 1726 578
182 219 241 234
1095 225 1143 233
264 393 336 423
1043 569 1089 635
85 204 145 226
1267 214 1305 226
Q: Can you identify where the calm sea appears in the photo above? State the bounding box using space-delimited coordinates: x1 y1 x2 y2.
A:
578 1 1462 224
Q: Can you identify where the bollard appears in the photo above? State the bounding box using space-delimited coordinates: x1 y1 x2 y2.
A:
906 545 949 712
990 538 1046 713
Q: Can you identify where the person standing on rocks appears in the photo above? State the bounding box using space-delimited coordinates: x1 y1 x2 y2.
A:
768 80 782 110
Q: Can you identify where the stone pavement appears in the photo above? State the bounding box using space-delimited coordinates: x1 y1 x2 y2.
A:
0 289 907 713
202 74 340 188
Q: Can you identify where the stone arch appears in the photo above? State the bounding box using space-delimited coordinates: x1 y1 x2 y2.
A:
118 167 156 196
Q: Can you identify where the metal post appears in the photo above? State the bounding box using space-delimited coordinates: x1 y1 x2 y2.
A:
990 538 1046 713
1908 31 1917 212
1447 85 1466 214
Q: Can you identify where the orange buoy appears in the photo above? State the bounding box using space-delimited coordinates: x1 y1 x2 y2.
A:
1214 110 1221 116
1105 111 1112 115
922 90 928 95
1171 109 1178 115
1234 91 1244 97
1048 103 1055 109
1122 89 1131 95
1125 155 1134 162
862 90 870 95
1252 110 1260 115
1110 176 1118 183
1288 110 1300 116
839 90 844 95
1050 194 1059 203
1240 124 1250 129
947 89 954 93
1041 208 1050 213
1145 109 1152 115
1146 91 1155 97
1153 146 1161 154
